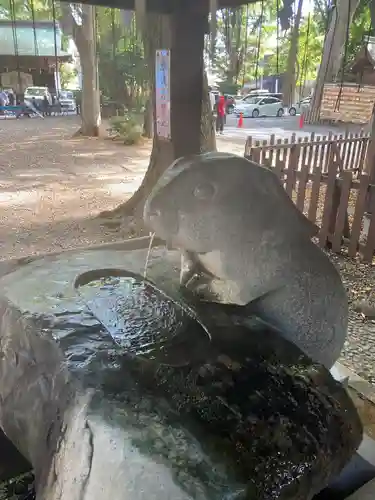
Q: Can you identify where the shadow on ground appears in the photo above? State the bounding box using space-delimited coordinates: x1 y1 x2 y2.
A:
0 116 150 260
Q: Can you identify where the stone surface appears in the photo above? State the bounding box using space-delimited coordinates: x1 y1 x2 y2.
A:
144 151 348 369
314 433 375 500
352 300 375 318
346 478 375 500
327 250 375 387
0 245 362 500
0 430 31 482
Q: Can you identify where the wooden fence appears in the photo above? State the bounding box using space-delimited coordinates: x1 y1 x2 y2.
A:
320 83 375 124
244 131 375 262
244 131 370 175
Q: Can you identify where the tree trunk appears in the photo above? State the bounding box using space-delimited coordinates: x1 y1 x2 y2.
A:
370 0 375 34
59 3 101 136
201 71 217 153
305 0 360 124
143 98 153 138
102 11 214 220
101 13 172 219
223 7 243 84
79 5 101 136
283 0 303 108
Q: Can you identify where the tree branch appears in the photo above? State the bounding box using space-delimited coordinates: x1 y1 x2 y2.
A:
58 2 84 48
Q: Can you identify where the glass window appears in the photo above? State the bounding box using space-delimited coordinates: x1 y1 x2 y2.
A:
59 91 74 99
243 97 262 104
264 97 280 104
25 88 47 96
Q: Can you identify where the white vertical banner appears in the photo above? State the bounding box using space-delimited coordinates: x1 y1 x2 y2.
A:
54 69 61 92
155 49 171 140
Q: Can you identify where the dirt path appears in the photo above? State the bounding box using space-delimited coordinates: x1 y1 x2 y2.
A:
0 117 149 259
0 116 245 260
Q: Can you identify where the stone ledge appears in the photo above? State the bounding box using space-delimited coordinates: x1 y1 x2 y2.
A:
332 362 375 405
0 235 162 266
346 477 375 499
0 246 364 499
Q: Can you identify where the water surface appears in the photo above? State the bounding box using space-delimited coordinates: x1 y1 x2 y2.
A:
76 272 210 366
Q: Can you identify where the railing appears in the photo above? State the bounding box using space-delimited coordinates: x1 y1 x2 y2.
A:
244 131 375 262
245 131 370 175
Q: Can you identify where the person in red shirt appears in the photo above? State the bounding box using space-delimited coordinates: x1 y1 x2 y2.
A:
216 93 226 135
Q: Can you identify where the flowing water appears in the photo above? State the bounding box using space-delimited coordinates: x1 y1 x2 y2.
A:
75 269 210 366
0 250 362 499
143 232 155 278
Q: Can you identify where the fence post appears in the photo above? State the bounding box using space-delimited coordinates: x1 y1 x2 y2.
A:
331 172 352 252
349 174 369 257
358 136 369 174
320 145 339 248
328 178 351 241
285 144 299 197
251 148 261 163
365 104 375 214
244 136 252 158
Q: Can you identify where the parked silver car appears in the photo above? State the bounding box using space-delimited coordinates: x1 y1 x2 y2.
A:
289 96 311 116
58 90 76 112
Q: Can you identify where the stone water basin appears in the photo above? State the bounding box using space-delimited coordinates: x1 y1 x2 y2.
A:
74 268 210 366
0 242 363 500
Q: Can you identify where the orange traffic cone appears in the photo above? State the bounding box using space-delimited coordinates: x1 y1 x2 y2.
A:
237 112 244 128
299 112 304 129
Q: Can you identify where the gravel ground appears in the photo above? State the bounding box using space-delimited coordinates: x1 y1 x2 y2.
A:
328 249 375 385
0 115 374 388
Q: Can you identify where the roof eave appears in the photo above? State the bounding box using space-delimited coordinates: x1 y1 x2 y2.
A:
66 0 259 13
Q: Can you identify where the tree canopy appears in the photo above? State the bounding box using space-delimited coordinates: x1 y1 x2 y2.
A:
210 0 374 94
0 0 373 112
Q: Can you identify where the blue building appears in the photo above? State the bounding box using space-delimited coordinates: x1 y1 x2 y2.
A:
244 74 285 94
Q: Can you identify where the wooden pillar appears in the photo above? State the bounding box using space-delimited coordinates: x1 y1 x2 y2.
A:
170 4 206 159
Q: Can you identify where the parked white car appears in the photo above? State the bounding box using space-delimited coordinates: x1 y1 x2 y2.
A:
58 90 76 112
234 96 284 118
243 91 283 101
24 86 52 105
289 96 311 116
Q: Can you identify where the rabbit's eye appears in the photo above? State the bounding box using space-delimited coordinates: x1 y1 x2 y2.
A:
193 183 216 200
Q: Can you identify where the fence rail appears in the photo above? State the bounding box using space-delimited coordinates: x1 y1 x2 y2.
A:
244 131 375 262
245 131 370 175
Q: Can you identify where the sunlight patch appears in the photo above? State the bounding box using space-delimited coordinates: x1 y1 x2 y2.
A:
0 190 39 206
104 180 142 196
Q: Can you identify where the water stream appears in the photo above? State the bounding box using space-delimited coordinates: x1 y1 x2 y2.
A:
143 232 155 279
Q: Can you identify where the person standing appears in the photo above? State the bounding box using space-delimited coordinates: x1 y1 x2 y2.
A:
0 88 8 116
76 91 81 115
0 89 8 105
216 92 226 135
8 90 15 106
42 94 50 116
